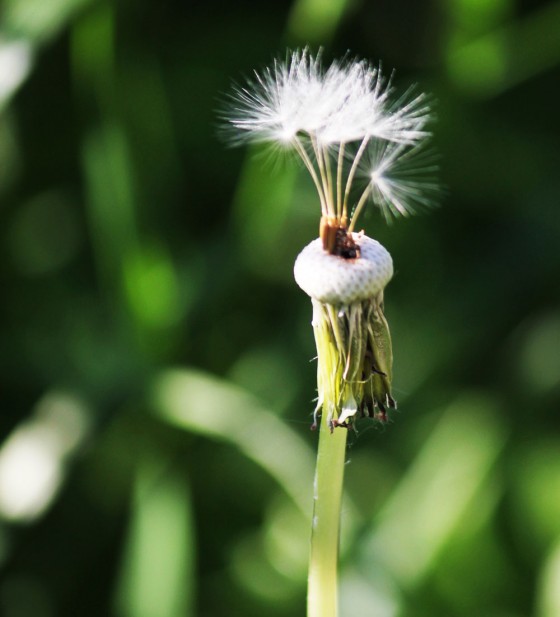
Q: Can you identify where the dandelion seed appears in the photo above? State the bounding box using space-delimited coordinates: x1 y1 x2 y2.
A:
361 140 440 222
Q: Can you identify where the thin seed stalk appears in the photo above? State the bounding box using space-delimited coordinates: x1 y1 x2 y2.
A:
348 184 372 233
294 137 328 216
323 145 335 216
342 135 369 218
312 136 335 217
336 143 345 221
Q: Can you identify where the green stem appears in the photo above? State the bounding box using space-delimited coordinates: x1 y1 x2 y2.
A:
307 418 348 617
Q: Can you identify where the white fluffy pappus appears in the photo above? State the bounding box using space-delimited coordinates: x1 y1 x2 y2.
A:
360 140 441 222
224 48 438 229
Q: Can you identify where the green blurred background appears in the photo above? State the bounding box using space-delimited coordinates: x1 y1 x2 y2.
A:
1 0 559 615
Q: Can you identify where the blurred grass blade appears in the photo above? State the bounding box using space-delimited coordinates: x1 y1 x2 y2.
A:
115 460 195 617
511 440 560 554
71 3 115 108
537 538 560 617
231 162 298 278
74 5 138 301
287 0 351 44
2 0 92 44
0 390 90 524
362 394 507 588
1 0 91 109
0 40 33 110
82 124 140 296
151 369 317 518
447 1 560 97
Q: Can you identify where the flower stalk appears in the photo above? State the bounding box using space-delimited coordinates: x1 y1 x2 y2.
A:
308 410 347 617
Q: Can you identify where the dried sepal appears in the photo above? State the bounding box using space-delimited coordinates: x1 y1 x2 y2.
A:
311 294 396 430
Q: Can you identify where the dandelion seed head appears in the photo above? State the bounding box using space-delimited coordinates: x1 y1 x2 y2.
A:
224 48 439 226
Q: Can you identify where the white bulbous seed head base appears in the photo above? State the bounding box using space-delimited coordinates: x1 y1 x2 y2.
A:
294 233 393 305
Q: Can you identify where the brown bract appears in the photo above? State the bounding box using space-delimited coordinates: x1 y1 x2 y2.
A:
319 216 360 259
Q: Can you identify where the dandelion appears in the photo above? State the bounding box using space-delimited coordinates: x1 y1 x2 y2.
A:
226 48 436 424
224 48 438 617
